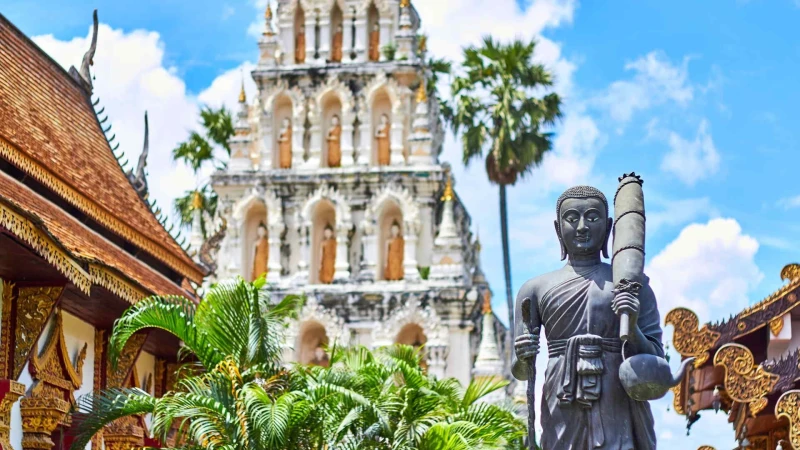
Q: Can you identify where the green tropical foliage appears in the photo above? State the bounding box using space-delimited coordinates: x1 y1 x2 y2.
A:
69 278 525 450
445 36 563 330
171 105 233 238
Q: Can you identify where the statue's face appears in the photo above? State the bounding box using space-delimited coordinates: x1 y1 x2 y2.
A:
331 115 340 126
391 224 400 237
324 227 333 239
558 197 608 258
381 114 388 124
257 226 267 238
283 117 290 127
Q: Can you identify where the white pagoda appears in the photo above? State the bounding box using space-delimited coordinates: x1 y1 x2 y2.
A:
201 0 510 388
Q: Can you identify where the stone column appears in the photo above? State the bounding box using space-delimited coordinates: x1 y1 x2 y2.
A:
292 110 305 169
305 18 316 64
359 231 378 281
342 13 355 62
341 118 355 166
379 17 393 60
353 14 367 62
296 223 310 282
319 16 331 61
403 229 419 281
334 225 351 281
305 112 322 169
20 397 70 450
260 113 274 169
267 225 283 283
390 114 405 166
446 325 473 386
357 116 372 166
426 345 448 380
225 217 242 279
0 380 25 450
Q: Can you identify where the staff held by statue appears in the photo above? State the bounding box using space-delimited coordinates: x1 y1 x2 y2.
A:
612 173 645 342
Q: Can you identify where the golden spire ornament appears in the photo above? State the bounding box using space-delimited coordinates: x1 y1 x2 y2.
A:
418 34 427 54
400 0 411 7
263 1 276 36
441 170 454 202
482 290 492 314
192 191 203 210
416 79 427 103
238 73 246 103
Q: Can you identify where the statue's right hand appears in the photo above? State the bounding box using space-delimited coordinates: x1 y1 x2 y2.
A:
514 328 540 361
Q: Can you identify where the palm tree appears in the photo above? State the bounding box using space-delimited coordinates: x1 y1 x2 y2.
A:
172 106 233 238
446 36 562 330
69 277 304 449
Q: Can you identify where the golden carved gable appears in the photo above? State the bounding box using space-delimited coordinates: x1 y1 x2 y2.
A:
666 307 720 368
714 343 780 417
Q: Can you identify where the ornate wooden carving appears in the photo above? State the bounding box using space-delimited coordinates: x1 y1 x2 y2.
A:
770 316 785 337
666 307 720 367
0 282 13 380
0 379 25 450
714 344 780 417
106 333 147 389
20 310 86 450
672 381 685 415
697 446 716 450
776 391 800 450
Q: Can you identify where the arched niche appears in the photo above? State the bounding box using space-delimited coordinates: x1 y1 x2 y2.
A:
241 200 267 282
321 93 343 168
371 88 392 166
310 200 336 284
297 321 330 367
366 2 380 61
272 94 294 169
395 323 426 347
294 5 306 64
376 198 403 281
330 3 344 63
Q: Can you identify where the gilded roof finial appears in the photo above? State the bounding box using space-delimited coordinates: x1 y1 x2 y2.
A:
265 1 273 20
474 227 482 253
441 170 454 202
192 191 203 210
263 2 276 36
482 290 492 314
418 34 427 53
400 0 411 7
416 79 428 104
238 72 246 103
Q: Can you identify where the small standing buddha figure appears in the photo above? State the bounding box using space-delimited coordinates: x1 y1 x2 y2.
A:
327 115 342 168
319 224 337 284
331 24 344 62
310 341 330 367
278 117 292 169
375 114 390 166
384 221 404 281
251 222 269 281
296 25 306 63
369 23 380 61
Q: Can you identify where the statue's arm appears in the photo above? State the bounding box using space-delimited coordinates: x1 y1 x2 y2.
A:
511 280 541 381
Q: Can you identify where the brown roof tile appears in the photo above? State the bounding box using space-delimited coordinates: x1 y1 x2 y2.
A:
0 14 204 283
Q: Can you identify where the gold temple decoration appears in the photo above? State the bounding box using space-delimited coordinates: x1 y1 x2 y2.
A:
92 330 105 450
400 0 410 7
89 265 146 305
776 390 800 450
154 358 166 398
0 136 204 283
713 343 780 417
0 281 14 379
13 286 63 380
192 190 203 210
665 307 720 367
263 2 275 36
738 264 800 321
0 380 25 450
482 290 492 314
770 316 785 337
441 171 454 202
21 310 87 450
697 447 716 450
103 364 146 450
781 263 800 282
416 79 427 103
671 382 685 415
418 35 427 53
106 332 147 389
239 75 247 104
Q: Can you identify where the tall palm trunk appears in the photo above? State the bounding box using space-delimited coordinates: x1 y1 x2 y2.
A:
499 184 514 330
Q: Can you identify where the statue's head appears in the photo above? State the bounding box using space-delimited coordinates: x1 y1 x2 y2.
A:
554 185 612 261
324 224 334 239
337 24 343 32
380 114 389 124
282 117 291 127
331 115 340 126
257 222 267 238
391 221 401 237
373 24 380 31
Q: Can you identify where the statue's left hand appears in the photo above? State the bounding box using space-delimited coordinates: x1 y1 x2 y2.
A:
612 292 640 324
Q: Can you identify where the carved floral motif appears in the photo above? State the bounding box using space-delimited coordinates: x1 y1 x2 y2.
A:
106 333 147 389
776 390 800 450
0 281 13 379
665 307 720 367
13 286 63 380
713 344 780 417
0 380 25 450
770 316 785 337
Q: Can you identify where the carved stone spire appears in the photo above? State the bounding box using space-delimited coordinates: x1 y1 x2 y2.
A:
258 2 280 67
430 168 465 281
435 171 458 244
68 9 99 95
263 1 276 36
408 79 433 164
189 191 204 258
472 290 506 404
229 74 253 171
127 111 150 200
395 0 416 60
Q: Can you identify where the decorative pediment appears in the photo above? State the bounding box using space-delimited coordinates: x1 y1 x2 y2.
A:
363 72 403 114
285 296 345 348
312 75 355 119
713 343 780 417
232 187 284 231
300 184 353 229
363 183 421 236
372 296 448 347
665 307 720 368
263 81 306 122
776 390 800 450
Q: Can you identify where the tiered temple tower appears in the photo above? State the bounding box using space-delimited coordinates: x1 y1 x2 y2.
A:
206 0 509 388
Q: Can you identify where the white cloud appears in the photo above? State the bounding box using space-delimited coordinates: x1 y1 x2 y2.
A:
596 51 693 129
647 197 717 233
660 119 721 186
777 194 800 209
647 218 762 324
33 24 252 230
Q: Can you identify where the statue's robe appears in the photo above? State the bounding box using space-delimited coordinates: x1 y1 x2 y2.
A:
331 29 343 62
512 262 663 450
251 236 269 281
376 122 390 166
327 124 342 167
384 235 404 280
279 125 292 169
296 31 306 63
319 236 336 284
369 29 380 61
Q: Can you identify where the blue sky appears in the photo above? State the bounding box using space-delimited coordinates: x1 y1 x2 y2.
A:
5 0 800 446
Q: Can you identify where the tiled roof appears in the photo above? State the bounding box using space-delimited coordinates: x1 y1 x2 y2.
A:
0 14 204 284
0 170 188 299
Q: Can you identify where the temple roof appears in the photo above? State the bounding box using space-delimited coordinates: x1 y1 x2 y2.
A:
0 170 189 300
0 14 205 285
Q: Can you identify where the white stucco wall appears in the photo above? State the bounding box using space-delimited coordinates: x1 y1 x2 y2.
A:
10 310 96 450
446 326 473 387
136 350 156 431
